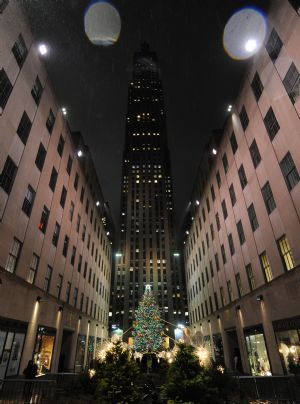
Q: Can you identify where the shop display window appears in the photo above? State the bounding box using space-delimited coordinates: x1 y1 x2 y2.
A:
277 329 300 374
245 328 272 376
34 326 56 375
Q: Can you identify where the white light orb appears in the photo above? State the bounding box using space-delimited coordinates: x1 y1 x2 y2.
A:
38 44 48 55
245 39 257 52
223 7 267 60
84 1 121 47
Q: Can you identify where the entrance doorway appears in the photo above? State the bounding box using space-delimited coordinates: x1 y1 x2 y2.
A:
58 330 73 372
226 328 242 373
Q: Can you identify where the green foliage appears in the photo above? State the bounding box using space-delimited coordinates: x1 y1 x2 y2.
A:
161 343 238 404
132 287 164 352
96 339 141 403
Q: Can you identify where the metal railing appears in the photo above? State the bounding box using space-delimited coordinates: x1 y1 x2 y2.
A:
237 375 300 402
0 379 56 403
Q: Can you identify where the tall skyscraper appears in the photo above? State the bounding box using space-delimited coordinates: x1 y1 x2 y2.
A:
111 44 187 335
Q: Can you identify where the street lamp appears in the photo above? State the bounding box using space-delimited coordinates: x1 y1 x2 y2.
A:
77 149 83 157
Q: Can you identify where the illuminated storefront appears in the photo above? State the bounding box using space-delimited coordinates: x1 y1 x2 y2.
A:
274 317 300 375
245 327 272 376
33 326 56 375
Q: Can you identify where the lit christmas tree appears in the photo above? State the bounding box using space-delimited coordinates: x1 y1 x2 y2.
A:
132 285 164 352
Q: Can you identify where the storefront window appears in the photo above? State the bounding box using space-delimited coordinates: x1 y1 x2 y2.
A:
273 316 300 375
75 334 86 371
276 329 300 374
0 327 26 379
34 326 56 375
245 328 272 376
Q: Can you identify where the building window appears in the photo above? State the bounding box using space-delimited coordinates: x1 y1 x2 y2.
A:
227 280 233 302
12 34 28 67
57 274 63 299
66 155 73 175
229 184 236 206
46 109 55 134
280 152 300 191
278 235 295 271
57 135 65 156
63 235 69 257
0 68 13 111
260 252 273 282
210 223 214 240
248 203 259 231
230 131 238 154
235 273 243 297
228 233 235 256
215 253 220 272
77 255 82 273
251 72 264 101
22 185 35 217
35 143 46 171
31 76 43 105
80 187 85 203
266 28 283 63
211 185 215 201
237 220 246 245
71 246 76 265
60 186 67 208
239 105 249 131
5 237 22 273
222 153 229 173
38 206 49 233
216 170 221 188
238 164 247 189
17 111 32 144
74 173 79 190
0 156 17 194
261 182 276 214
66 282 71 304
220 287 225 306
27 253 39 284
249 139 261 168
283 62 300 104
246 263 256 291
0 0 9 13
221 199 228 220
216 213 221 231
44 265 53 292
69 201 75 221
221 244 226 264
52 222 60 247
264 107 280 141
49 167 58 192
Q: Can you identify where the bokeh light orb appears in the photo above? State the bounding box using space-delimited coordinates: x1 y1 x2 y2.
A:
84 0 121 46
223 7 267 60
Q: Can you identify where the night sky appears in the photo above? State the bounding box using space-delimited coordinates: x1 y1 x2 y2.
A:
22 0 269 231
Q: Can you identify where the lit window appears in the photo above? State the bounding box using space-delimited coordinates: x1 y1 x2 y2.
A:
260 252 273 282
278 235 295 271
5 238 22 273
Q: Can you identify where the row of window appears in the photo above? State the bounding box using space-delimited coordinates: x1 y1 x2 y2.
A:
5 237 110 311
189 236 295 323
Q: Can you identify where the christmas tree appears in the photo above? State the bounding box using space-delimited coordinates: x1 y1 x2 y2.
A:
132 285 164 352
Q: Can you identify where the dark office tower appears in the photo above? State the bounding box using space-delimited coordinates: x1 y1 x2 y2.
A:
111 44 187 336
